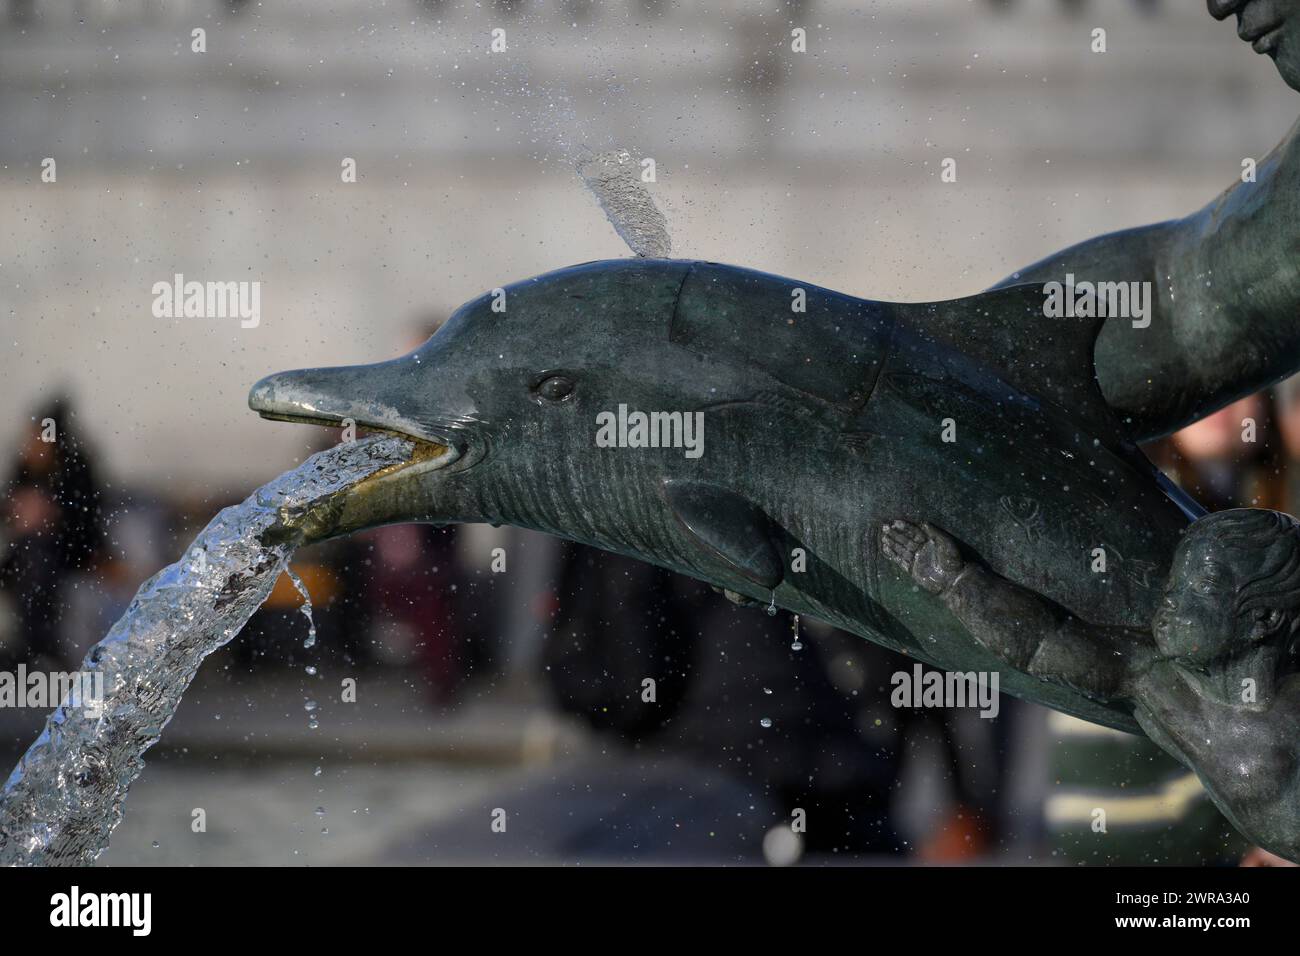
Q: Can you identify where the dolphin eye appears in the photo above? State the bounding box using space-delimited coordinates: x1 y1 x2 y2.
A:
535 375 575 402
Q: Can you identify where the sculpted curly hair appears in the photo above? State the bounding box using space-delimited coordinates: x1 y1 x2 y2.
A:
1184 509 1300 641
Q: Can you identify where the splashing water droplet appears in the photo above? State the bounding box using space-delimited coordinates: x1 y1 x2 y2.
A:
287 566 317 649
760 718 773 729
575 147 671 258
766 592 777 616
287 565 321 730
790 613 803 651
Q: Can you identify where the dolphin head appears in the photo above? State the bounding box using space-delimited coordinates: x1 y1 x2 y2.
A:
251 256 898 599
250 258 730 554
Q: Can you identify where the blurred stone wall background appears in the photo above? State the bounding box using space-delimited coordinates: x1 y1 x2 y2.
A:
1 0 1294 492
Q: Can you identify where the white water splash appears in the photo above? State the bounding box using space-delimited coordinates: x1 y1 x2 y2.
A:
575 148 672 258
0 435 413 866
488 64 671 259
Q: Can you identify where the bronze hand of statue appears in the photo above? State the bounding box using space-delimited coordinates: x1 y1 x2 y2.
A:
1210 0 1300 91
881 520 967 595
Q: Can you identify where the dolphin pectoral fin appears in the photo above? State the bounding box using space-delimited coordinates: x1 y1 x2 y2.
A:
662 479 784 590
710 585 765 609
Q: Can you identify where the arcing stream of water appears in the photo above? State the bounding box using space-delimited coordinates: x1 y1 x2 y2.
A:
0 435 413 866
1 137 669 867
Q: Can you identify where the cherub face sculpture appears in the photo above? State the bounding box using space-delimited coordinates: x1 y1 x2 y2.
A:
1153 509 1300 664
1153 533 1250 662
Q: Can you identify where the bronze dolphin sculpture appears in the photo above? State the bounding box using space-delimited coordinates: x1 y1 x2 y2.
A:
249 0 1300 847
251 256 1208 734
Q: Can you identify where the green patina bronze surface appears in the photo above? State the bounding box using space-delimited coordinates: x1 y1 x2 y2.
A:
250 258 1201 737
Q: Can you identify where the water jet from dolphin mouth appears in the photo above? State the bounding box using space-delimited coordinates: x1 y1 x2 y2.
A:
0 435 415 866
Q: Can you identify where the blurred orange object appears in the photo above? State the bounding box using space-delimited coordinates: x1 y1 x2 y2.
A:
917 804 990 863
264 563 341 609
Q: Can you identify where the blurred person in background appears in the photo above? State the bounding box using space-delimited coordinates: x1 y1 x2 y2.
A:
897 678 1019 862
346 523 467 701
541 544 1044 862
0 396 105 670
1272 373 1300 516
1146 393 1285 511
542 542 905 861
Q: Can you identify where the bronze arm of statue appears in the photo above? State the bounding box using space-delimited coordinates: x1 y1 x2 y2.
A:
882 511 1300 863
1001 0 1300 441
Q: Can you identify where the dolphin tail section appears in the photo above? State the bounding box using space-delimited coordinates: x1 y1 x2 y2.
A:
887 283 1122 438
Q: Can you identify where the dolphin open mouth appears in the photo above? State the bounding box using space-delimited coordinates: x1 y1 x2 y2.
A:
254 408 461 483
359 430 458 483
248 357 466 486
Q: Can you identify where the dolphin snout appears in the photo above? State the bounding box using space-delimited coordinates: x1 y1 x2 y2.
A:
248 361 452 452
248 367 354 426
248 369 338 424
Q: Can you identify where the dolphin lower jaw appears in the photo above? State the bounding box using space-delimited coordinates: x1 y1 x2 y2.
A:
266 443 471 547
353 434 460 486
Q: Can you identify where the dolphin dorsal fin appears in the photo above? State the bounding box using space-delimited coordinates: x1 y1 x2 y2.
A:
888 282 1119 437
